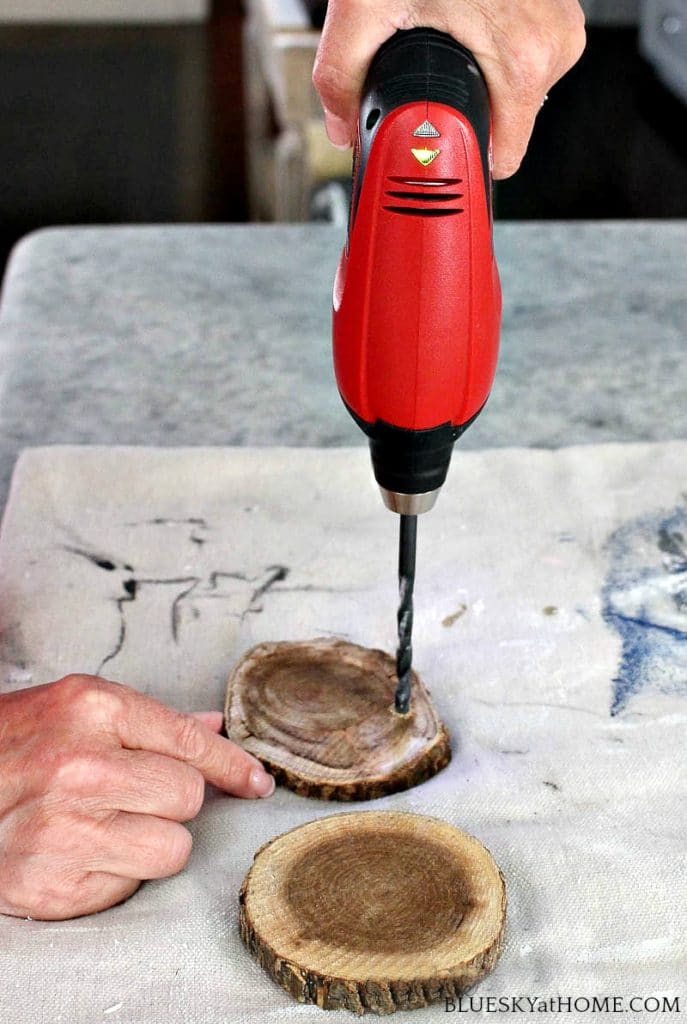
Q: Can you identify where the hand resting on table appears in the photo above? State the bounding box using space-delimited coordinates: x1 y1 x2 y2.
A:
0 674 274 920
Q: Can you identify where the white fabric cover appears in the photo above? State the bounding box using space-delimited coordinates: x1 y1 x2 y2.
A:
0 444 684 1022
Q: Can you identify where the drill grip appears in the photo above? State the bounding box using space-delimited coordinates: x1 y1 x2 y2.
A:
352 28 492 231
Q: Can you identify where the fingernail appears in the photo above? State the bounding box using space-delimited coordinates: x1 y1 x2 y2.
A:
250 767 275 798
324 110 352 150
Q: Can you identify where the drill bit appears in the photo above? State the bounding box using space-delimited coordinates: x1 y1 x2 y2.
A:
395 513 417 713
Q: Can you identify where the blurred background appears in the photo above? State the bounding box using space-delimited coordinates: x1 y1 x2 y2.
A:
1 0 686 273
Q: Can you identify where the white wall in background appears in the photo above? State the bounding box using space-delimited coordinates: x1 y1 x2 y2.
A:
0 0 208 22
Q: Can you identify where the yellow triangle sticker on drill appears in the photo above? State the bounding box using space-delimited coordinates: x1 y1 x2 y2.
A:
411 147 440 166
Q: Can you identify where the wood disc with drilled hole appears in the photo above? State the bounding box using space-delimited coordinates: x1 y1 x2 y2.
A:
225 638 451 800
239 810 507 1015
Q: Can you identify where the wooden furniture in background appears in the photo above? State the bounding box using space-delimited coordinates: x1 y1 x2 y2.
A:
242 0 350 220
0 4 250 273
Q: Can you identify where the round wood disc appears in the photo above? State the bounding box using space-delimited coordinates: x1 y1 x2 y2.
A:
239 810 506 1015
225 638 451 800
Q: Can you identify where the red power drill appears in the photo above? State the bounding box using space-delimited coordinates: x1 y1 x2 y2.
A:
332 29 502 712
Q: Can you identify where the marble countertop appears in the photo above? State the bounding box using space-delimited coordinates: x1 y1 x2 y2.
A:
0 222 684 507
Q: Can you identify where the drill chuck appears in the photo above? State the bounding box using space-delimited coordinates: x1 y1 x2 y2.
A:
368 412 485 514
371 421 456 514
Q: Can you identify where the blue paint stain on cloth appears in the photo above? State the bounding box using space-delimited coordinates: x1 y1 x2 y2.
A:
602 505 687 715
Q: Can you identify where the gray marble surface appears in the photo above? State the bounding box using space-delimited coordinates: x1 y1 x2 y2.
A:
0 222 685 507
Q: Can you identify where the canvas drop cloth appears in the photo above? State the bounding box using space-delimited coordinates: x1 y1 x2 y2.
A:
0 444 684 1024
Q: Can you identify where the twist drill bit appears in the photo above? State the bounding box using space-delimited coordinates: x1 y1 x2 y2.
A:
395 514 417 713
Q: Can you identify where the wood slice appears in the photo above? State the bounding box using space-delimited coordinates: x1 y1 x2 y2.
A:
225 638 451 800
239 810 507 1015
